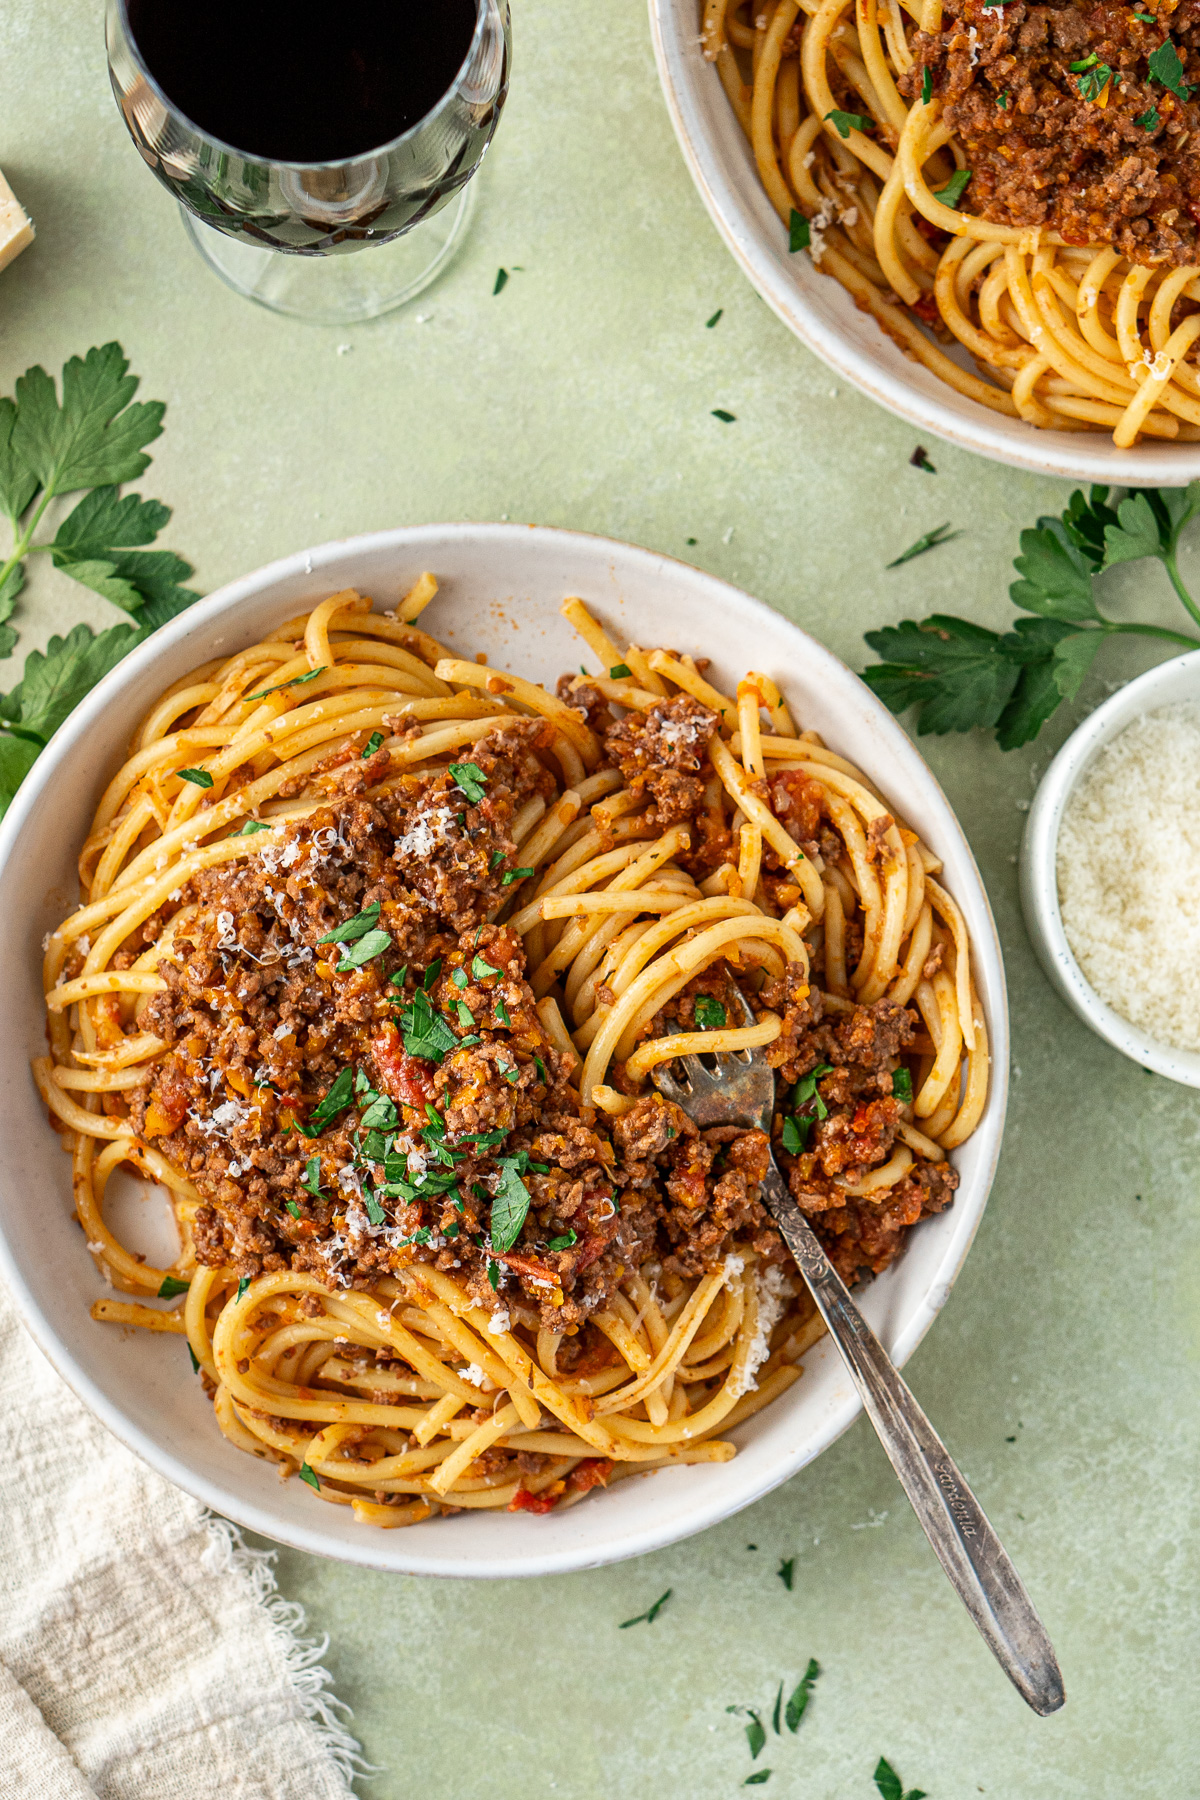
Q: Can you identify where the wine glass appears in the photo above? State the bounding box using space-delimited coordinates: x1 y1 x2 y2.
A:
105 0 511 324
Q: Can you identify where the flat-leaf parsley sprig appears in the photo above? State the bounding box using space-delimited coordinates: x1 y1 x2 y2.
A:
0 342 200 813
862 482 1200 750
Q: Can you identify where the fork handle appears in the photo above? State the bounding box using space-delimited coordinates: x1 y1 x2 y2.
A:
760 1157 1064 1717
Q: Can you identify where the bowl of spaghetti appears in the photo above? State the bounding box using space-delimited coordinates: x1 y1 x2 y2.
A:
651 0 1200 478
0 524 1007 1575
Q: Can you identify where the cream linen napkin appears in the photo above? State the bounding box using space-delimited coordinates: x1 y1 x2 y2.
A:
0 1278 366 1800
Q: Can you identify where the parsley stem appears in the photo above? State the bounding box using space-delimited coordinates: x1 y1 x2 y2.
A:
1104 620 1200 648
1161 547 1200 632
0 485 57 602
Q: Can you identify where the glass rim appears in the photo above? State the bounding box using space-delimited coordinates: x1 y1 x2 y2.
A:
111 0 500 172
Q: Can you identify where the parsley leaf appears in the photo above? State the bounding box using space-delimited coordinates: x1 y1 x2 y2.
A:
547 1229 577 1251
933 167 972 207
301 1156 324 1197
490 1157 532 1251
910 446 936 473
777 1557 795 1590
712 409 737 423
788 210 810 252
8 343 163 504
495 996 510 1027
300 1066 355 1136
319 902 381 945
921 66 932 102
284 1199 301 1219
1137 103 1161 128
862 616 1021 735
694 996 727 1030
609 662 632 678
743 1774 771 1787
298 1461 321 1493
825 108 870 136
362 730 384 757
501 867 534 885
238 819 270 835
1076 59 1112 100
1148 37 1192 99
781 1115 811 1155
472 953 501 979
493 267 509 295
423 958 443 990
892 1066 913 1104
336 929 392 968
785 1659 820 1730
448 760 488 803
706 309 723 327
177 768 213 788
744 1713 767 1759
873 1757 926 1800
244 665 327 702
399 988 459 1063
457 1000 475 1028
157 1274 190 1298
886 522 962 568
487 1258 501 1290
618 1588 672 1628
364 1192 387 1225
235 1276 250 1303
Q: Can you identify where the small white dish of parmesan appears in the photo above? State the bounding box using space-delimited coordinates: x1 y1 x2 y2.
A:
1021 649 1200 1084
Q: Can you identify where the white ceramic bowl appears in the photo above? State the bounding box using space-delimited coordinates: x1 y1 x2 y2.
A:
0 524 1008 1575
649 0 1200 485
1020 648 1200 1086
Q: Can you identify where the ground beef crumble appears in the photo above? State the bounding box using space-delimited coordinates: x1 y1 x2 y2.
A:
122 681 958 1326
902 0 1200 267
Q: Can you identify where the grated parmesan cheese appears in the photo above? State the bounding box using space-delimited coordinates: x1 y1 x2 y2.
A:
1057 702 1200 1050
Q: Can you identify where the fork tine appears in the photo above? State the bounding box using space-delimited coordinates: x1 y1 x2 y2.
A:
679 1053 721 1089
727 986 757 1029
652 1062 691 1102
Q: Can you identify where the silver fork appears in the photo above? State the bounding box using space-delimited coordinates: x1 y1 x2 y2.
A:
652 992 1065 1717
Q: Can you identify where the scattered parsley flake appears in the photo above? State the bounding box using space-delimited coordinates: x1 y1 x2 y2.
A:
786 1659 820 1731
237 818 270 835
177 768 212 788
337 928 391 968
1148 37 1192 98
493 268 509 295
490 849 505 869
188 1344 200 1373
319 902 381 945
360 1093 397 1130
301 1155 324 1197
788 209 810 252
534 1056 547 1083
693 996 726 1031
452 966 468 988
825 107 870 136
1137 102 1161 127
235 1276 250 1303
873 1756 926 1800
301 1065 355 1135
1076 59 1113 100
706 308 723 327
362 730 384 757
298 1461 321 1492
887 522 962 568
933 167 972 208
777 1557 795 1590
998 87 1009 106
456 1000 475 1028
495 996 510 1027
448 760 488 803
921 66 932 103
744 1772 771 1786
609 662 632 678
245 665 327 702
910 445 936 473
487 1258 501 1290
781 1115 812 1155
744 1712 766 1759
364 1192 386 1225
490 1158 532 1251
547 1228 577 1251
501 867 533 885
157 1274 190 1298
711 409 737 423
423 958 443 990
284 1199 301 1219
472 953 501 979
618 1588 672 1628
892 1066 913 1104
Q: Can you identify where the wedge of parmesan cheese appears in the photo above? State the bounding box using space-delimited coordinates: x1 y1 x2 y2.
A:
0 169 34 274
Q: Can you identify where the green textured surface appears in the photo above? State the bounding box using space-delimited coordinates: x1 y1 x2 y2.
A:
5 2 1200 1794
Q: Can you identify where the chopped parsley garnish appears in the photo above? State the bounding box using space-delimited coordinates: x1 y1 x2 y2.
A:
825 108 870 136
786 1659 820 1730
1074 58 1113 101
360 1094 397 1130
188 1345 201 1373
301 1155 324 1197
490 1157 532 1251
777 1557 795 1590
910 445 936 473
921 66 932 103
490 849 506 869
788 209 810 252
472 953 501 979
177 768 212 788
422 958 443 990
364 1192 387 1225
448 760 488 803
493 267 508 295
892 1066 913 1104
618 1588 672 1628
284 1199 301 1219
237 818 270 834
711 409 737 423
706 309 723 328
743 1776 770 1787
1137 102 1161 128
355 1069 372 1096
336 929 391 968
487 1258 501 1290
501 867 534 884
319 902 381 945
743 1712 767 1759
462 1127 509 1149
298 1461 321 1492
157 1274 190 1298
1148 37 1192 99
457 1000 475 1028
609 662 632 678
235 1276 250 1303
301 1065 355 1135
389 966 408 989
1069 51 1100 68
781 1115 812 1155
495 996 510 1027
1134 8 1157 17
534 1056 547 1084
873 1756 925 1800
547 1228 577 1251
997 88 1010 107
792 1064 833 1112
933 167 972 208
451 966 468 988
693 995 726 1031
245 665 327 702
362 730 384 757
886 522 962 568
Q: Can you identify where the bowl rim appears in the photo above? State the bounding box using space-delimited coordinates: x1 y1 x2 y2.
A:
1019 646 1200 1086
0 521 1010 1574
647 0 1200 486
